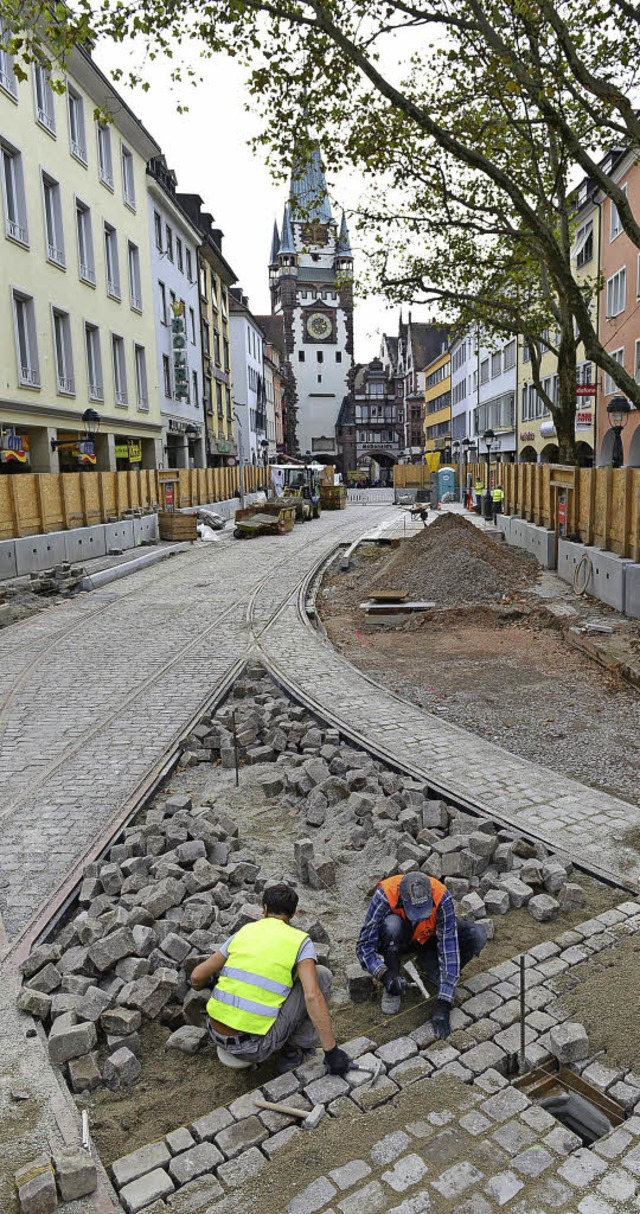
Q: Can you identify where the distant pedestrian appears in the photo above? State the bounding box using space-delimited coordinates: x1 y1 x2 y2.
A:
492 484 504 525
419 504 429 527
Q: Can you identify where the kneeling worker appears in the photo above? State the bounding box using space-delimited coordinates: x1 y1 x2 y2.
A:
191 883 350 1075
356 871 487 1038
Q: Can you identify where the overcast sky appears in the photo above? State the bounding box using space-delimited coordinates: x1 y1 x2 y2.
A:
97 44 433 362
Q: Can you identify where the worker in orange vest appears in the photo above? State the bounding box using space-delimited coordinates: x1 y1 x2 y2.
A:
356 871 487 1037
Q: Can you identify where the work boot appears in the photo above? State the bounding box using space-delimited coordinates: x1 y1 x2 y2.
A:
276 1045 305 1074
381 990 402 1015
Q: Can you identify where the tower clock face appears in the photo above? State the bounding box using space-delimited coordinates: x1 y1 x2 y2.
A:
306 311 334 340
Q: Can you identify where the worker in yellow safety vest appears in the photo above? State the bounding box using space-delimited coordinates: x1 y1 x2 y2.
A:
474 479 484 513
190 883 351 1075
492 484 504 525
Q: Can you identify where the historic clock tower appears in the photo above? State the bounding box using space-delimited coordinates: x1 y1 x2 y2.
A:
269 149 354 461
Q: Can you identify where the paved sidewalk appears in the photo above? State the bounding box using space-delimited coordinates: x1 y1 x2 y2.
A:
259 562 640 889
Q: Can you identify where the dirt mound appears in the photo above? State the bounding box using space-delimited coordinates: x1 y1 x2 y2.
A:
368 512 539 607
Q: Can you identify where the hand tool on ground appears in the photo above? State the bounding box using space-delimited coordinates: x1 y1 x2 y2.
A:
253 1097 325 1129
344 1057 384 1087
403 959 435 1003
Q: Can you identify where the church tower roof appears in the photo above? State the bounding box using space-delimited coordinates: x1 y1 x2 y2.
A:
337 212 352 256
290 147 333 224
269 220 280 265
279 202 296 254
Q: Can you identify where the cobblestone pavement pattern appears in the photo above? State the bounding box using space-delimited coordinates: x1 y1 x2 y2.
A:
258 521 640 888
0 505 394 942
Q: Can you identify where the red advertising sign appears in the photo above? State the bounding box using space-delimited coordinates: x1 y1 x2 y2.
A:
576 384 597 396
557 498 566 528
164 485 174 511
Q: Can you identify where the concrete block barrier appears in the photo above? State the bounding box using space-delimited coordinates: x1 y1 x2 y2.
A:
0 539 18 580
586 546 633 613
557 538 588 587
15 531 67 576
133 515 159 545
104 520 135 553
63 525 107 564
624 565 640 619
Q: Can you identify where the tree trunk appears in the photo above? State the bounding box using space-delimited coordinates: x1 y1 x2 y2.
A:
552 325 578 465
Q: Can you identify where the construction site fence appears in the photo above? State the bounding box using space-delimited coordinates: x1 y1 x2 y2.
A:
0 465 266 540
469 462 640 564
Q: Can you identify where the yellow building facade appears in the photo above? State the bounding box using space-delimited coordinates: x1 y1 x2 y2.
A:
0 42 161 472
423 349 452 460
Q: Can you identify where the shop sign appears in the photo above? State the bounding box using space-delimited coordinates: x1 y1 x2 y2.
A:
171 302 189 402
77 440 96 467
0 429 30 465
227 457 237 467
218 442 231 453
520 431 535 442
115 442 142 461
575 411 593 431
576 384 597 397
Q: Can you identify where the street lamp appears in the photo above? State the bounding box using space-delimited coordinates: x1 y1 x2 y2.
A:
482 428 495 519
607 396 630 468
452 439 461 502
462 437 471 506
261 438 270 492
50 408 101 467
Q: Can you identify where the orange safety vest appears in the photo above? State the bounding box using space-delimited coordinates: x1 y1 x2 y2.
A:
379 874 447 946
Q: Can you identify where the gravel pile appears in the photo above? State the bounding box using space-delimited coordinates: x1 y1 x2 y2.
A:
368 513 539 607
17 665 587 1130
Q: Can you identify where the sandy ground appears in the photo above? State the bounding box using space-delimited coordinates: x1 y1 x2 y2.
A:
557 933 640 1074
86 755 620 1164
319 544 640 807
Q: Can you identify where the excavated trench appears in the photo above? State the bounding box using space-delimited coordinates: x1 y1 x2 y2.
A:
17 663 627 1176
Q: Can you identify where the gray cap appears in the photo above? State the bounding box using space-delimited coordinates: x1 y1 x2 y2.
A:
399 872 434 922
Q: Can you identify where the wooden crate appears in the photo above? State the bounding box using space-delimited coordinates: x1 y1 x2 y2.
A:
158 511 198 541
320 485 347 510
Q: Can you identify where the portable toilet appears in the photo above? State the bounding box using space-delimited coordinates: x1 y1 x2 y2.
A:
436 466 456 500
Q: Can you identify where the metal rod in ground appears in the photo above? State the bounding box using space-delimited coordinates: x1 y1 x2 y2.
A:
232 711 239 787
519 954 526 1074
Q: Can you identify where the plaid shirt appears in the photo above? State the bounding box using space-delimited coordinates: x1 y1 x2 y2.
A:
356 884 460 1004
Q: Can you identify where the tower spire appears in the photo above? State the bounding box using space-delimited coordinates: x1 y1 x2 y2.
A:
279 202 295 255
337 212 352 256
269 220 280 265
290 146 333 224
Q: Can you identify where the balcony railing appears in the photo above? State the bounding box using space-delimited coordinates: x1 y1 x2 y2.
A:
36 105 55 132
48 241 65 267
57 374 75 394
89 381 104 401
20 365 40 387
80 263 96 285
115 388 128 405
71 138 87 163
130 293 142 311
99 166 114 189
107 279 121 300
7 218 27 244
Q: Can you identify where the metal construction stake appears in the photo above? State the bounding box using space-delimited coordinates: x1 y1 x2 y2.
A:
519 954 527 1074
232 710 239 787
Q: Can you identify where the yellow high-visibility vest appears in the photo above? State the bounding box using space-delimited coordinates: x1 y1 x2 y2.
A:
492 488 504 503
207 917 308 1035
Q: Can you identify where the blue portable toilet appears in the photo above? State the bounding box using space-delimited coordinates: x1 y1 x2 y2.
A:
436 466 456 500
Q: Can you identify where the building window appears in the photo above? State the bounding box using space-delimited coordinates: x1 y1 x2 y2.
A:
522 342 531 363
192 370 198 407
298 351 305 362
336 351 342 363
104 223 120 299
134 344 148 410
606 268 626 318
204 376 212 413
112 334 128 404
121 145 136 209
12 291 40 386
154 210 162 250
610 186 626 241
317 373 322 383
503 340 516 371
216 381 223 416
211 274 219 310
199 261 207 300
212 330 220 364
574 218 593 268
85 323 103 400
635 340 640 384
162 354 172 398
34 66 56 133
1 141 28 244
169 288 176 312
317 350 324 363
52 308 74 394
491 351 501 378
480 358 490 385
42 173 65 267
186 248 193 281
128 241 142 311
97 123 113 190
0 24 18 98
201 320 210 356
75 200 95 284
604 347 624 396
159 282 170 326
67 87 87 162
189 307 196 344
165 224 173 261
176 238 183 272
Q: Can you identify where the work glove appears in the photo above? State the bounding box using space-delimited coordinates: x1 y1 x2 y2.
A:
431 999 452 1040
382 972 408 997
324 1045 352 1076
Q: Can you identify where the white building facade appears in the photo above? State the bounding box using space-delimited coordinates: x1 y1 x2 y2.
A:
229 291 266 467
269 150 353 461
147 157 205 468
450 330 517 467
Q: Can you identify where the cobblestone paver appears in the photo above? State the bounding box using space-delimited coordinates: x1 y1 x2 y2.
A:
259 557 640 886
0 506 392 942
